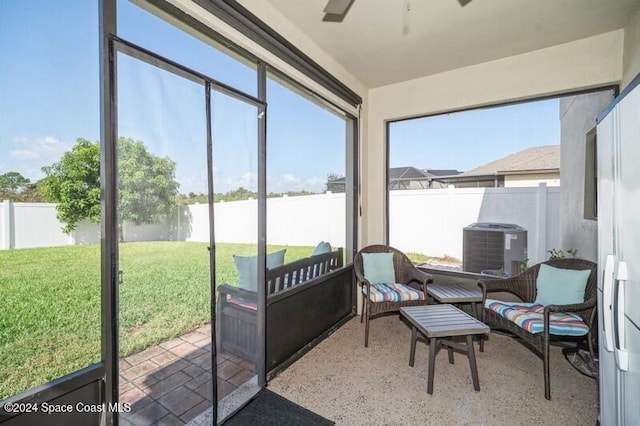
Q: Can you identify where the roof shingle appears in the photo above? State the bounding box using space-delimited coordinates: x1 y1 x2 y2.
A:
459 145 560 177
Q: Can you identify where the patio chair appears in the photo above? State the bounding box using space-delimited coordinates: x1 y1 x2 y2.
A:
478 258 597 400
354 245 433 347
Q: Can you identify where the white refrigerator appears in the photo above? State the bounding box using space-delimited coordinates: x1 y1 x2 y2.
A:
596 74 640 426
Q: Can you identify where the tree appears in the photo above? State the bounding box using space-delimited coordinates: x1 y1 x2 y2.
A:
214 187 257 202
0 171 45 201
41 137 179 237
325 172 345 193
41 139 101 232
117 138 179 238
0 171 30 193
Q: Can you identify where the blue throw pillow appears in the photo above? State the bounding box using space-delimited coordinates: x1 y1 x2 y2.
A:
234 249 287 291
233 254 258 291
362 252 396 284
312 241 332 256
267 249 286 269
534 264 591 306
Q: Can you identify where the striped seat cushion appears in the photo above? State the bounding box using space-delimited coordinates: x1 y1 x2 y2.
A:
363 283 425 303
485 299 589 336
228 296 257 311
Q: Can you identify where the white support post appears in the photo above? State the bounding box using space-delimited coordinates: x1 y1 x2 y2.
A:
2 200 12 250
535 183 548 263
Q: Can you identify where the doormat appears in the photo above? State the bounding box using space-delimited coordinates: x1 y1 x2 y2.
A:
563 347 598 379
223 389 334 426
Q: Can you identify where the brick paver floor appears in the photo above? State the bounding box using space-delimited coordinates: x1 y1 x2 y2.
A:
118 324 255 425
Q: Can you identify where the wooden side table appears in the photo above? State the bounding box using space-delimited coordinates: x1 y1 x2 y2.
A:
401 304 490 394
426 282 483 317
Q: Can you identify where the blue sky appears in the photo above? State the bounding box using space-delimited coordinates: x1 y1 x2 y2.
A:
389 98 560 172
1 0 558 194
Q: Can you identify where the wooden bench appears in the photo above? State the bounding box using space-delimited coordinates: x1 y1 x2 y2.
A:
216 249 343 362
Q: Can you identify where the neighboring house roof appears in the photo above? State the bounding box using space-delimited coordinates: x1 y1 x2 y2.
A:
423 169 462 177
458 145 560 177
329 167 462 186
388 167 462 180
389 166 429 181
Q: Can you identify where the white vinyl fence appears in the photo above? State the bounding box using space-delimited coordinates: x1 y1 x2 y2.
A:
389 184 559 264
1 186 558 264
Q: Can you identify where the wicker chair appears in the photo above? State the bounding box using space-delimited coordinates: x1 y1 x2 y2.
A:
354 245 433 347
478 258 597 400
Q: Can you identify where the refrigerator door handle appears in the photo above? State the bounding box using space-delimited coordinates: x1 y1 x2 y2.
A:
602 254 616 352
614 260 629 371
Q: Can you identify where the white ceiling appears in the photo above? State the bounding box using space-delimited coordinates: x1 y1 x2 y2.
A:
260 0 639 88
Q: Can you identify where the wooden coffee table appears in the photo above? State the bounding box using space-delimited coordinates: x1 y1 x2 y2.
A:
400 304 490 394
427 282 485 351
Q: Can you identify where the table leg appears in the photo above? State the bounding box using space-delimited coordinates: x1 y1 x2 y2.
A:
472 301 485 352
466 335 480 391
409 326 417 367
447 344 454 364
470 301 477 317
427 337 437 395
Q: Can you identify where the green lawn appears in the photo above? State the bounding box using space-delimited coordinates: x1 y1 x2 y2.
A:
406 252 460 265
0 241 312 400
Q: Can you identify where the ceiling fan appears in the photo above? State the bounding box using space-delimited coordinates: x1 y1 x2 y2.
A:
323 0 472 22
322 0 355 22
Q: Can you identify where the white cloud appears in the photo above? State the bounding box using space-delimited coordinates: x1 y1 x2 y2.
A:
219 172 258 193
10 135 71 162
177 172 208 195
267 174 325 194
3 135 71 180
10 149 40 160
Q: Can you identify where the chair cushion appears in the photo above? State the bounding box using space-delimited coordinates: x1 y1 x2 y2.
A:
312 241 332 256
362 252 395 284
363 283 425 303
534 264 591 306
227 296 258 311
485 299 589 336
234 249 287 291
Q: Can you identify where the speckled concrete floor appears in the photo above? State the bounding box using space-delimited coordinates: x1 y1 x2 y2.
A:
268 315 598 426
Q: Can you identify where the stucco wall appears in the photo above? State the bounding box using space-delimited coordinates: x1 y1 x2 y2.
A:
364 30 623 245
622 7 640 89
559 90 615 262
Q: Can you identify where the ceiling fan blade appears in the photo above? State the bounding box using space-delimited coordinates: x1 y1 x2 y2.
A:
458 0 472 6
323 0 354 15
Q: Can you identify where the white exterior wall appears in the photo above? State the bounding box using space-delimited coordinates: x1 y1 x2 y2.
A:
504 173 560 188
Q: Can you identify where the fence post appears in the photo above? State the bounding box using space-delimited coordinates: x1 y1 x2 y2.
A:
2 200 13 250
535 183 548 263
